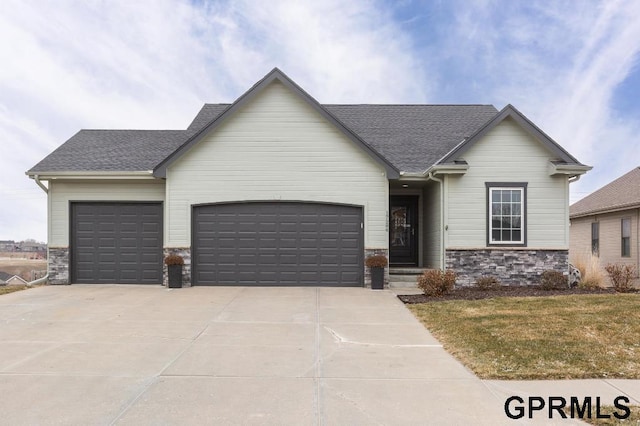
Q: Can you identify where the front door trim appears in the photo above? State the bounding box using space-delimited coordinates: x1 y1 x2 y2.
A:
389 195 419 266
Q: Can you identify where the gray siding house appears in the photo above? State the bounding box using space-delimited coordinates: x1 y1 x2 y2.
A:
27 68 591 287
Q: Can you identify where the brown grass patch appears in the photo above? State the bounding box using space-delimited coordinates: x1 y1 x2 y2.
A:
408 294 640 379
580 406 640 425
0 285 29 296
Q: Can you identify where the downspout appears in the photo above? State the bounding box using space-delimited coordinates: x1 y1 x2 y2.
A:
33 175 49 194
30 175 49 284
427 172 445 270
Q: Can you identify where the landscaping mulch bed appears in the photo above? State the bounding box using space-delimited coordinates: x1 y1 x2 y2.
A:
398 285 628 304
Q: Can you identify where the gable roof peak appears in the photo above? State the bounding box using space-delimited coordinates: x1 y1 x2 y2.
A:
153 68 400 178
437 103 587 168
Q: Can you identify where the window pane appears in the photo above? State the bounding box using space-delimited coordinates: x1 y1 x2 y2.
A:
512 230 522 241
622 219 631 238
623 237 631 257
502 204 511 215
492 191 501 202
513 217 521 228
502 230 511 241
513 204 521 215
502 191 511 202
512 191 521 202
502 217 512 228
492 230 501 241
492 204 500 215
492 217 501 229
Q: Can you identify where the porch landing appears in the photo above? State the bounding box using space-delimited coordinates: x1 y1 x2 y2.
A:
388 268 428 289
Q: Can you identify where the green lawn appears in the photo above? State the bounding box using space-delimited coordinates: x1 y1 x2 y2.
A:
408 294 640 379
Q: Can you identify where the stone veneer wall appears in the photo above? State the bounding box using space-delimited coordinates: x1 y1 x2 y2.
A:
48 247 70 285
163 248 191 287
446 249 569 287
364 248 389 288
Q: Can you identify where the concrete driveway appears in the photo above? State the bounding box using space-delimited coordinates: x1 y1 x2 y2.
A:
0 285 513 425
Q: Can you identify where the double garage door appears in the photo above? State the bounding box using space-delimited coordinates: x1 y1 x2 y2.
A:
193 202 364 286
71 201 363 286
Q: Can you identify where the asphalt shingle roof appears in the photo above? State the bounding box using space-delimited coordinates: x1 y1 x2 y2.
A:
570 167 640 217
29 130 190 172
325 104 498 173
29 103 498 174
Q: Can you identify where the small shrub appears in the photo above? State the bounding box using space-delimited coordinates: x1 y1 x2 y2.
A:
572 252 604 289
164 254 184 266
540 270 567 290
417 269 457 297
475 276 500 290
604 263 636 293
365 254 388 268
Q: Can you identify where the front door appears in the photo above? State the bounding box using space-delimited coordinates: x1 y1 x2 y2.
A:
389 196 419 266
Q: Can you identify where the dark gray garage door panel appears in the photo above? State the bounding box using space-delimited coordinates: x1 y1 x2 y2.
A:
71 203 163 284
193 202 363 286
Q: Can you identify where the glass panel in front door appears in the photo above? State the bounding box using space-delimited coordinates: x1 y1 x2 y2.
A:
391 206 410 248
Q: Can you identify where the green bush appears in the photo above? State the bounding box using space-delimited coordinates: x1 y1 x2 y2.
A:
604 263 636 293
540 270 567 290
475 276 500 290
417 269 457 297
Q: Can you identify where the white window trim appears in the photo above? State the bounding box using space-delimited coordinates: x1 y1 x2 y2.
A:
487 184 527 246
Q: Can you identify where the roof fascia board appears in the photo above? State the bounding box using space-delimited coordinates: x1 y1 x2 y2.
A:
571 203 640 219
438 104 586 166
26 171 156 180
548 162 593 176
153 68 400 179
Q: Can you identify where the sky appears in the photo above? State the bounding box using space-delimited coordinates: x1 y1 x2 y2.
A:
1 0 639 242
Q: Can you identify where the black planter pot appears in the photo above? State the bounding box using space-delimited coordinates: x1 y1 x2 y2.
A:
370 267 384 290
167 265 183 288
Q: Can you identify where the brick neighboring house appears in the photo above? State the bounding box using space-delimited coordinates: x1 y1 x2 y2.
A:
28 68 591 287
570 167 640 276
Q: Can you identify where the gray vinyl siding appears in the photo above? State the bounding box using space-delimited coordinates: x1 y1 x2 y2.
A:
49 180 166 247
422 180 441 268
446 117 569 249
165 81 388 248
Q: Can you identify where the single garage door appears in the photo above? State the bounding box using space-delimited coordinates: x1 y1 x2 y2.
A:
71 202 163 284
192 202 363 286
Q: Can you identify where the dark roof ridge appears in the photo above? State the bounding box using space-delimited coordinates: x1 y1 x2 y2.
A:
323 103 495 107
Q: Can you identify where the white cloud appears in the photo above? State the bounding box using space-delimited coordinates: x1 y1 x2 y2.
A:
436 0 640 202
0 0 425 241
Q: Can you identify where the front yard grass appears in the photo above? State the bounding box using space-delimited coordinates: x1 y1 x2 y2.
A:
581 406 640 425
0 285 29 296
408 294 640 379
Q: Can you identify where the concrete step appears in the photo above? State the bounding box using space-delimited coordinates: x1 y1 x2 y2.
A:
389 267 429 275
389 280 419 289
389 274 420 282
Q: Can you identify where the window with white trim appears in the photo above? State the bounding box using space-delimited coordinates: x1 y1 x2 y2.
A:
487 184 526 245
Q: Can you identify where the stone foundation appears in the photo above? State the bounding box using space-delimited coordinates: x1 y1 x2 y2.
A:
48 247 70 285
364 249 389 288
445 248 569 287
163 248 191 287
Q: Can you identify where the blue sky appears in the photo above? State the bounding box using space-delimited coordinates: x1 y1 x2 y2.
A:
1 0 639 242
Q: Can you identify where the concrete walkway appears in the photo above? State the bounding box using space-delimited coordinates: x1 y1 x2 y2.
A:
0 285 636 424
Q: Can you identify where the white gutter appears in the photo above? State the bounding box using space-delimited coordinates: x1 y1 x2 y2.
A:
426 172 445 270
32 175 49 194
26 171 156 180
